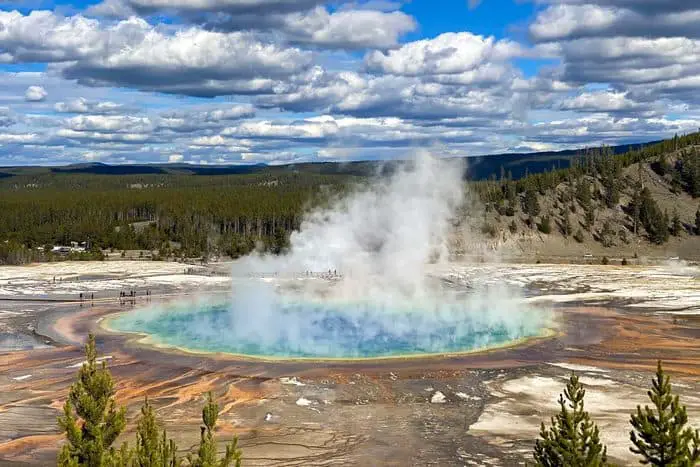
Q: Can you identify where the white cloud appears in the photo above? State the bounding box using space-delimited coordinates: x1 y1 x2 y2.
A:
65 115 154 133
0 133 39 143
89 0 413 50
56 129 153 143
530 4 700 42
1 11 310 97
2 0 699 165
283 7 416 49
537 0 694 15
24 85 47 102
55 97 125 114
365 32 523 76
559 90 651 113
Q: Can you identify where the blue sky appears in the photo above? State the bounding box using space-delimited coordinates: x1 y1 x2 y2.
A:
1 0 699 165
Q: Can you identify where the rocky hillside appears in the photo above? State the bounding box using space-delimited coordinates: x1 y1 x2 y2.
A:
456 138 700 263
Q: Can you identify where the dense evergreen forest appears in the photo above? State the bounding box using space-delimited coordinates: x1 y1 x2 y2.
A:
0 171 354 263
1 132 699 265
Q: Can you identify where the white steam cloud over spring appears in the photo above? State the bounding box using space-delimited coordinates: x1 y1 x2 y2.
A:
113 152 550 358
221 152 549 358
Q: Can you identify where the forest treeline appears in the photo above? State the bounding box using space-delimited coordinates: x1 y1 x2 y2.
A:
0 172 353 264
2 132 700 265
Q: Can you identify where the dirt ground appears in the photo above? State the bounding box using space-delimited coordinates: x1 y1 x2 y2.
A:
1 261 700 466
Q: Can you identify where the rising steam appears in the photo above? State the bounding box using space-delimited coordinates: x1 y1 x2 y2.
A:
235 151 464 299
220 151 548 358
113 152 549 358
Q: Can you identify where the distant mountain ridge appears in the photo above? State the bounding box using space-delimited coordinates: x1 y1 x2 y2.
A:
0 139 661 181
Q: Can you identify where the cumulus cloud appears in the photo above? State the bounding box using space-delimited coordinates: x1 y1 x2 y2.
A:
530 114 700 145
1 11 310 97
554 37 700 87
55 97 125 114
1 0 698 165
65 115 154 133
281 7 416 49
365 32 523 76
90 0 413 49
56 129 154 143
537 0 695 14
24 85 48 102
529 0 700 111
0 133 39 143
158 104 255 132
257 64 525 122
530 4 700 42
559 90 653 114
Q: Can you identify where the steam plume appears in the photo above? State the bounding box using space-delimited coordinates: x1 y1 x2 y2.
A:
114 152 549 359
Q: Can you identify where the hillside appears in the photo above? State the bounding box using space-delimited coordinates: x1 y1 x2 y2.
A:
461 142 700 263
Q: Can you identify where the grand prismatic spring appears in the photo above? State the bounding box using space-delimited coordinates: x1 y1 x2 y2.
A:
107 287 548 360
108 153 550 360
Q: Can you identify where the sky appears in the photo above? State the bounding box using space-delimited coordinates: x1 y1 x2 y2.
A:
1 0 700 166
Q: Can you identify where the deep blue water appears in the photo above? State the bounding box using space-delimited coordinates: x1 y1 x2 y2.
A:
109 299 546 359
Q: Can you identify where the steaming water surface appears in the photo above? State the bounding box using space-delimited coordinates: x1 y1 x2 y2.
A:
108 287 549 359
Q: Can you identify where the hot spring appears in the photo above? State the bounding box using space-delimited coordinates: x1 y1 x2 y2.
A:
108 154 551 360
106 278 550 360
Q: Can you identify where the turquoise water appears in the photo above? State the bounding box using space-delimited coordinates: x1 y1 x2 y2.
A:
108 298 547 360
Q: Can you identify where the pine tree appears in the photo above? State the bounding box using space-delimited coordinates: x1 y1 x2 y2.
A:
187 392 242 467
534 373 609 466
538 215 552 234
576 179 593 210
58 334 127 467
523 189 541 218
630 361 700 466
695 208 700 235
563 215 573 237
671 209 683 237
603 175 620 209
135 398 180 467
585 207 596 231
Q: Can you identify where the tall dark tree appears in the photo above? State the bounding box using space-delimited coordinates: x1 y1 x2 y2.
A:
630 361 700 466
603 175 620 209
58 334 127 467
695 207 700 235
637 188 669 244
563 215 573 237
576 179 593 210
671 209 683 237
523 189 541 219
534 373 609 466
585 207 596 231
